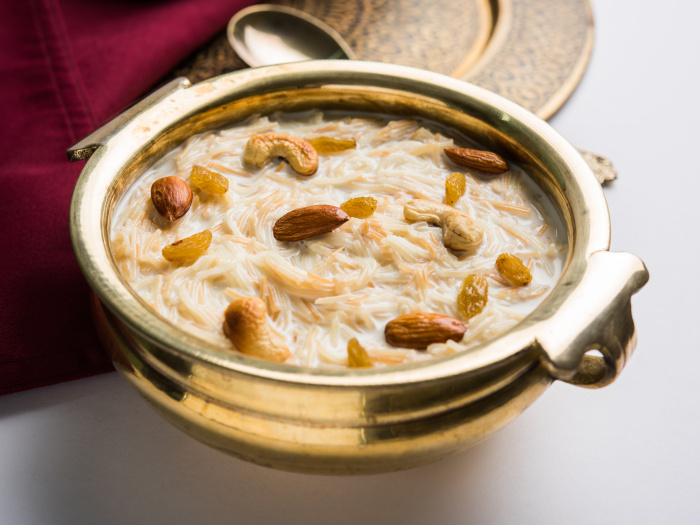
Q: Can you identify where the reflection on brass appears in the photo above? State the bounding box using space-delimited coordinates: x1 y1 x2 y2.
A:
227 4 355 67
68 62 647 474
172 0 593 119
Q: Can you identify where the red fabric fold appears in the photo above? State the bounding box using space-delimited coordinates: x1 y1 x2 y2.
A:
0 0 256 395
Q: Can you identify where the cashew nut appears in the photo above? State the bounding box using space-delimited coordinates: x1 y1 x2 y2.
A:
403 199 483 251
223 297 290 362
243 133 318 176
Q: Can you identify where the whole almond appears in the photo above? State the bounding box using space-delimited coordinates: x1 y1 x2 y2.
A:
385 312 467 349
151 176 193 221
444 147 508 174
273 204 349 241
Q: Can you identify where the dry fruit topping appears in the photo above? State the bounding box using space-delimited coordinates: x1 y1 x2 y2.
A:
151 176 192 221
190 165 229 194
273 204 350 241
223 297 290 362
243 133 319 175
341 196 377 219
308 136 356 154
444 147 508 174
457 274 489 320
385 312 467 349
403 199 483 251
162 230 212 264
496 253 532 286
347 338 373 368
445 172 466 206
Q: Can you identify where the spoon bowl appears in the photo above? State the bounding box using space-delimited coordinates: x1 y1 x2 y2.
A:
227 4 355 68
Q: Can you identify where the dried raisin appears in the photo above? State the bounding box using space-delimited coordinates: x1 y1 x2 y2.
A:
308 136 356 154
341 196 377 219
445 172 466 206
162 230 212 264
496 253 532 286
458 274 489 319
347 338 373 367
190 166 229 194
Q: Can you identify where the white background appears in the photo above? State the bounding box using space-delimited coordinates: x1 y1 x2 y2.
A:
2 1 699 523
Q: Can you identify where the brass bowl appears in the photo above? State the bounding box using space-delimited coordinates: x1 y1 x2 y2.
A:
68 61 648 474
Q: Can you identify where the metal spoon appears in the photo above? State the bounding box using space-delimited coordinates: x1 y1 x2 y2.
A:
227 4 355 68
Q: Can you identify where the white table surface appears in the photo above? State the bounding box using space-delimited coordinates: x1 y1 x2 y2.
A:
3 1 699 523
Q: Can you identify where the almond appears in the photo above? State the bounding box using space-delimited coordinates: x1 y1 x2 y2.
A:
385 312 467 349
444 147 508 174
273 204 349 241
151 176 193 221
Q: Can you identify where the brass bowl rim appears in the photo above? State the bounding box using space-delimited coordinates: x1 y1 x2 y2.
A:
69 60 610 388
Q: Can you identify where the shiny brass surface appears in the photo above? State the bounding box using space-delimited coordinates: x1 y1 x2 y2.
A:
227 4 355 67
92 294 551 474
68 61 647 474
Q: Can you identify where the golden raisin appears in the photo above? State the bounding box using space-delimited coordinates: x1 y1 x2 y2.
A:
340 196 377 219
445 172 466 206
190 166 229 194
308 136 356 154
347 338 373 368
496 253 532 286
162 230 212 264
458 274 489 320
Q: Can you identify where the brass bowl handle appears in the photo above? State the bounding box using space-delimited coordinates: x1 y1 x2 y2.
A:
536 251 649 388
66 78 192 162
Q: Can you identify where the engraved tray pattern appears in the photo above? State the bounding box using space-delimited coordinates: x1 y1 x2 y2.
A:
171 0 593 119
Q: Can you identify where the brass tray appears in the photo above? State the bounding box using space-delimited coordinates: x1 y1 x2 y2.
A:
173 0 594 119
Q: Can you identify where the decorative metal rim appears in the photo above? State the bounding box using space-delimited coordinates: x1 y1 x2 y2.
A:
461 0 594 119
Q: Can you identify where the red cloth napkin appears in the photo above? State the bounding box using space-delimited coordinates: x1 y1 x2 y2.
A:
0 0 256 395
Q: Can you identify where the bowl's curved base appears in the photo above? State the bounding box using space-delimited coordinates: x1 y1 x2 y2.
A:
93 295 551 475
134 362 550 475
